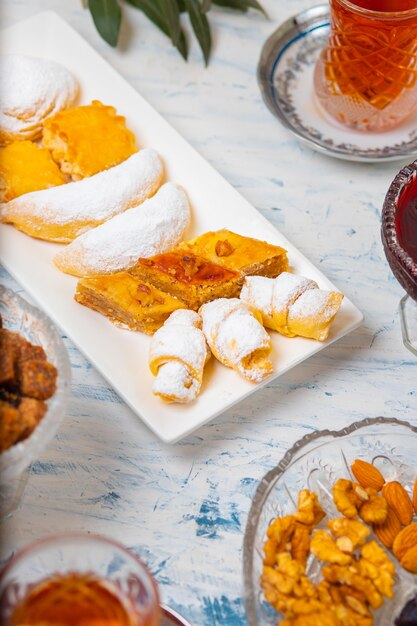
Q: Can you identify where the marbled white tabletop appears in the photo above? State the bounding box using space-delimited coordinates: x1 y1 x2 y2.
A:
1 1 417 624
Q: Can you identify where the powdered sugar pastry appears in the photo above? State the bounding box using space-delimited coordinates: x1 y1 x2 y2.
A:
200 298 273 383
54 182 191 277
0 55 78 144
150 310 210 403
1 149 164 243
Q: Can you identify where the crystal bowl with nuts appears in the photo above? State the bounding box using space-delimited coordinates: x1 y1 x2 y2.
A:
243 417 417 626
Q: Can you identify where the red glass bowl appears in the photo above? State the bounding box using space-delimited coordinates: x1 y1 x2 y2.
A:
381 160 417 301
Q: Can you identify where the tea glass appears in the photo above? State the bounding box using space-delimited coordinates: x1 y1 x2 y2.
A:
314 0 417 131
381 160 417 357
0 533 161 625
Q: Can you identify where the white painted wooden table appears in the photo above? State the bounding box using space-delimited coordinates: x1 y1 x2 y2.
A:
1 1 416 624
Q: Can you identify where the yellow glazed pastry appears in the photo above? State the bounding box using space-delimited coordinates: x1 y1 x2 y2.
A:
75 272 186 335
131 251 242 310
199 298 273 383
179 229 288 277
240 272 344 341
0 141 66 203
0 55 78 145
43 100 137 180
149 309 210 403
0 149 163 243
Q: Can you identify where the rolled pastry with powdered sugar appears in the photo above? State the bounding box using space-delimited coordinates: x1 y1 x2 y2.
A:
240 272 343 341
1 149 163 243
199 298 273 383
54 183 190 277
149 309 210 403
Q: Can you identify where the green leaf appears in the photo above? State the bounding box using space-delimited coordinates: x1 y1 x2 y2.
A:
126 0 188 59
88 0 121 47
157 0 181 45
184 0 212 65
212 0 267 16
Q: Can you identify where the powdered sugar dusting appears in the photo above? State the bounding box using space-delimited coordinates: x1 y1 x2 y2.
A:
2 149 163 233
289 289 342 321
0 55 78 141
271 272 318 317
152 361 200 403
150 309 209 403
54 182 190 276
240 276 274 317
165 309 201 329
200 298 272 382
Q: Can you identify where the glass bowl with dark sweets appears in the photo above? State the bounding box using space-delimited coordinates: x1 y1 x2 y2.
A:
0 286 70 517
381 160 417 356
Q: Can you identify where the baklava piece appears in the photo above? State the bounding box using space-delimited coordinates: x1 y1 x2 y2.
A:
75 272 186 335
130 251 242 310
179 229 288 278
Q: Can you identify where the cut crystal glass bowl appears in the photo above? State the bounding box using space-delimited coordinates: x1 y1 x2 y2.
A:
0 286 70 515
243 417 417 625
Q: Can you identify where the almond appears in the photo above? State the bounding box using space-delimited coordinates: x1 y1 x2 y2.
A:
413 477 417 516
373 506 402 548
382 481 413 526
393 522 417 561
351 459 385 491
400 544 417 574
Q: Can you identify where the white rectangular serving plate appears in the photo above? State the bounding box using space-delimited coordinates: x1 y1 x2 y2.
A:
0 12 363 443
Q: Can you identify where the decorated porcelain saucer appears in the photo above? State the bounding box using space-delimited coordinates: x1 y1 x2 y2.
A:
258 5 417 162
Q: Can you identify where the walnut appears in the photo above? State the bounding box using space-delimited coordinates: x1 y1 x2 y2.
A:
135 283 154 307
281 609 343 626
215 239 235 257
328 518 370 550
359 541 395 599
291 524 311 566
261 553 315 615
358 488 388 525
333 479 360 518
317 581 373 626
310 530 352 565
265 514 296 558
294 489 325 528
180 255 204 278
322 564 383 610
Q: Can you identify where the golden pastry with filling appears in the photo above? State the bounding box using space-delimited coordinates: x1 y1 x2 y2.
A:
131 251 242 310
43 100 137 180
0 149 163 242
75 273 186 335
149 310 210 403
0 141 66 203
199 298 273 382
179 229 288 277
54 183 190 277
240 272 344 341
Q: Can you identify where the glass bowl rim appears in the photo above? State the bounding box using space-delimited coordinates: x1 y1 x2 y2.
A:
336 0 417 19
242 415 417 625
0 285 71 474
381 160 417 284
0 531 161 607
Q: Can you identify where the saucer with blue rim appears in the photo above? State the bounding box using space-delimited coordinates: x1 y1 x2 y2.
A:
258 5 417 162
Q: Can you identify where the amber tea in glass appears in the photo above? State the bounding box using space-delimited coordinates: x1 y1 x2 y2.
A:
0 534 160 626
314 0 417 131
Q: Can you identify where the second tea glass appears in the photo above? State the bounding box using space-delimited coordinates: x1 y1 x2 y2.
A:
0 533 161 626
314 0 417 131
